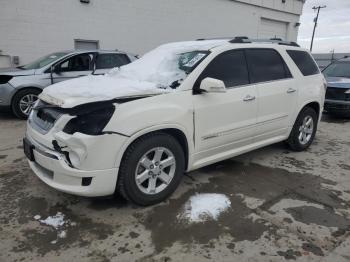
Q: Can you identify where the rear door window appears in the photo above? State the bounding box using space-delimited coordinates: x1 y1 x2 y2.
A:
286 50 320 76
197 50 250 88
96 54 130 69
246 49 292 83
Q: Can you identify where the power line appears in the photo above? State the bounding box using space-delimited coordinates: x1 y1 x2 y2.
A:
310 5 326 52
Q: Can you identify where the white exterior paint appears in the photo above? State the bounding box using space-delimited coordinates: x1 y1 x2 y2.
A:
25 41 325 200
0 0 304 68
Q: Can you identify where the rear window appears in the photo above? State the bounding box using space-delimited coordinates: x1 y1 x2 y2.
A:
323 61 350 78
287 50 320 76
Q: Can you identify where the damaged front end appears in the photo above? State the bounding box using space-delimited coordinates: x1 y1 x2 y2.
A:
24 96 148 196
27 95 157 170
28 99 117 169
28 95 153 170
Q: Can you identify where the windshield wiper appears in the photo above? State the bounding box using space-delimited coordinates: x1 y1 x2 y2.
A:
169 80 182 89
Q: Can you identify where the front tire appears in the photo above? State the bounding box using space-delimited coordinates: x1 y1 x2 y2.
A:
117 133 185 206
12 88 41 119
287 107 318 151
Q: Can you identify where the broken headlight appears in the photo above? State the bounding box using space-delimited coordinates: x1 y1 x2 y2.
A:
63 106 115 135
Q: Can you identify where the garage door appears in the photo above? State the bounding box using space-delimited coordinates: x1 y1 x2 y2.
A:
74 39 99 50
259 18 288 40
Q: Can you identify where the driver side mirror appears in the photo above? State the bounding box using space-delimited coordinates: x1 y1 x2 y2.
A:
199 77 226 93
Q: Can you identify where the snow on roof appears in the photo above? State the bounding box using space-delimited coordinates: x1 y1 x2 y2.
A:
107 39 227 87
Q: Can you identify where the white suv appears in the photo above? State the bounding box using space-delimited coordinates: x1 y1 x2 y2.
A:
24 38 326 205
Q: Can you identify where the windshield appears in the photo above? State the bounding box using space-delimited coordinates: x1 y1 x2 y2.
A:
19 52 69 70
323 61 350 78
108 40 225 89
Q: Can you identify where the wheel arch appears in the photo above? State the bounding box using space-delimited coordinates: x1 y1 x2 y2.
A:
116 126 191 171
11 86 43 106
288 101 321 138
300 101 321 120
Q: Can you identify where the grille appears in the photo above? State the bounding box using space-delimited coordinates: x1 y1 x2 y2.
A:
30 100 63 134
326 87 350 101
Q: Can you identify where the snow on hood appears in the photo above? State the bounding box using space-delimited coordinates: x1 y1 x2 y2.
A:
40 75 168 107
40 40 225 108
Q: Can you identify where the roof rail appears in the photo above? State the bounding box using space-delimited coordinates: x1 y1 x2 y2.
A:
229 36 250 43
196 36 250 43
229 37 300 47
196 37 234 41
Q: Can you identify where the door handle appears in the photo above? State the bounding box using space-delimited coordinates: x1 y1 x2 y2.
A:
287 88 297 94
243 95 256 102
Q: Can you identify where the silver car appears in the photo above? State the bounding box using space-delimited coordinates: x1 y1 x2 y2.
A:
0 50 137 119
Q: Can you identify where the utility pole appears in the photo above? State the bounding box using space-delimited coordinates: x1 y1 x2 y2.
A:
310 5 326 52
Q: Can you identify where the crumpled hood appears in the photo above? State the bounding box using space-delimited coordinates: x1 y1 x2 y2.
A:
0 67 36 76
326 77 350 89
40 75 171 108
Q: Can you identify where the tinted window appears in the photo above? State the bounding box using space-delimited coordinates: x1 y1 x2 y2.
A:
198 50 249 87
287 50 320 76
246 49 291 83
58 53 93 72
96 54 130 69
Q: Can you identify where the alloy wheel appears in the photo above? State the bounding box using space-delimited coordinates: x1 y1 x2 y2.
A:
298 115 314 145
19 94 38 116
135 147 176 195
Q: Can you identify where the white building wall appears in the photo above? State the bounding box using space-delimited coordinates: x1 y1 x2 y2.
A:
0 0 303 68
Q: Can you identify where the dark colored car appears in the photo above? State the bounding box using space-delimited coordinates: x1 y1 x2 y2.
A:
323 57 350 116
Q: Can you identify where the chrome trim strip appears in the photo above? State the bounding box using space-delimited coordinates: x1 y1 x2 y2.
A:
224 77 294 90
34 146 59 160
26 134 59 160
202 114 288 140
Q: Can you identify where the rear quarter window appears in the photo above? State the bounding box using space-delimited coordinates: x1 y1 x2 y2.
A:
287 50 320 76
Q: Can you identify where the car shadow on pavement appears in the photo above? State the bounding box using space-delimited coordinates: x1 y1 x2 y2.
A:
87 194 129 210
322 112 350 123
0 111 17 120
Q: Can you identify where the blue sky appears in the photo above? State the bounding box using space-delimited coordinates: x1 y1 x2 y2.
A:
298 0 350 53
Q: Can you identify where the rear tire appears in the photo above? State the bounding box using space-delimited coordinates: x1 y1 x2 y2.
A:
287 107 318 151
117 133 185 206
12 88 41 119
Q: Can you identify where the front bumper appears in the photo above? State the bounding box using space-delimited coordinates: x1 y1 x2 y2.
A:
324 99 350 113
0 83 16 107
25 131 122 197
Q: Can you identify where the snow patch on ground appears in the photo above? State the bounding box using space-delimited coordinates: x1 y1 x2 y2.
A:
39 212 66 228
178 193 231 223
34 212 74 244
33 215 41 220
